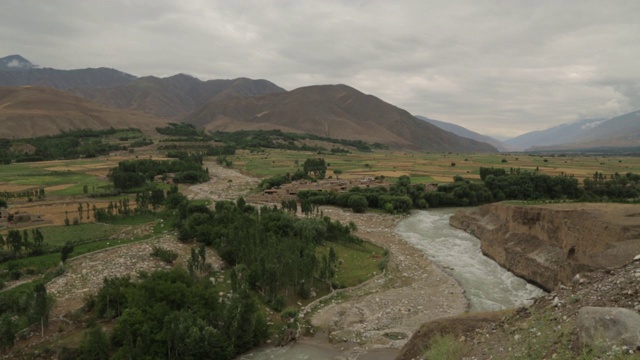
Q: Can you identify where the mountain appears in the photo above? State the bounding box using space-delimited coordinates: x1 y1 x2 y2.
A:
184 84 498 152
0 86 169 138
0 55 286 119
415 115 510 151
0 55 35 71
71 74 286 119
0 66 135 90
529 110 640 151
505 118 607 151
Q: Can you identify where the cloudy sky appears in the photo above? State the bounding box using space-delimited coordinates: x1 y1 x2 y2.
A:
2 1 639 138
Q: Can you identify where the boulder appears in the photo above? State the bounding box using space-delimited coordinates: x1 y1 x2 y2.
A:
576 306 640 353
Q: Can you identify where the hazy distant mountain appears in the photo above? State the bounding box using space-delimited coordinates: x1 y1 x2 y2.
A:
0 55 135 89
505 118 607 151
529 110 640 151
0 55 286 119
185 84 498 152
415 115 509 151
72 74 286 119
0 86 168 138
0 55 35 71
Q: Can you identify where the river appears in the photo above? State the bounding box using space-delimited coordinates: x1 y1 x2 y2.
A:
240 208 545 359
395 208 545 311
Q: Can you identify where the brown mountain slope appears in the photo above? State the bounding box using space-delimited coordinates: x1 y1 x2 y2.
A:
185 84 498 152
0 86 169 138
72 75 286 119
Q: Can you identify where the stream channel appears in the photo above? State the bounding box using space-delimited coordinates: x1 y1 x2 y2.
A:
240 208 545 359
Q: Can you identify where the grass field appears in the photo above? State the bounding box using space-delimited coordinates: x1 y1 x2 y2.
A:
231 149 640 184
0 158 116 196
38 223 127 246
317 240 386 288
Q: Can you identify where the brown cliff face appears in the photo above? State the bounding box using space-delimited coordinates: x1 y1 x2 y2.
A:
450 203 640 291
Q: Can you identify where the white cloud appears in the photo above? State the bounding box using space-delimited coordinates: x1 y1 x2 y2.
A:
0 0 639 137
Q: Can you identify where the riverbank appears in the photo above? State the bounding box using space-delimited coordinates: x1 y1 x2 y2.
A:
188 163 469 358
308 207 468 356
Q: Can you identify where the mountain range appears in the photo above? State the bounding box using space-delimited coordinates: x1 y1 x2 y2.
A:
0 55 497 152
5 54 636 153
415 116 510 151
504 112 640 151
184 84 496 152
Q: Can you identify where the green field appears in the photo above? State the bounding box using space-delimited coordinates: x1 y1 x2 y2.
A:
38 223 127 246
0 158 114 196
317 241 386 288
232 149 640 184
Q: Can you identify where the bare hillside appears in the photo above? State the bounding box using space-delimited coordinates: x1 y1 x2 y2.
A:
185 84 498 152
0 86 169 138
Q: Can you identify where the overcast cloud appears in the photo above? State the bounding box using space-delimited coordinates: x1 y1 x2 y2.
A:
1 0 639 137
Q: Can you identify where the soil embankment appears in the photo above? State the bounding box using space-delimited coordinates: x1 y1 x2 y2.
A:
450 203 640 291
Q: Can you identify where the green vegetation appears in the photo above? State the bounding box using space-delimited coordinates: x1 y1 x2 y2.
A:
299 168 640 213
171 194 363 305
80 267 268 359
150 246 178 264
423 334 466 360
156 122 204 137
211 129 386 152
109 156 209 190
0 128 142 163
0 281 53 350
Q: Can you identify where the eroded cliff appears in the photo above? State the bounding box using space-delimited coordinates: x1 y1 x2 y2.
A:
450 203 640 291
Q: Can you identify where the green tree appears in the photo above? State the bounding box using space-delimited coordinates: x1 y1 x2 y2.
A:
333 169 343 180
0 314 16 349
60 242 74 264
31 228 44 251
30 283 50 336
303 158 327 179
79 326 109 360
7 230 22 254
347 194 368 213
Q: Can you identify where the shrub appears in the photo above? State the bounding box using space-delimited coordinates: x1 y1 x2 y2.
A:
348 194 368 213
423 334 465 360
280 307 299 321
151 246 178 264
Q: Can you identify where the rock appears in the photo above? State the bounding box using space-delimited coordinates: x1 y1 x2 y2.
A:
572 274 581 283
577 306 640 353
634 254 640 261
279 328 296 346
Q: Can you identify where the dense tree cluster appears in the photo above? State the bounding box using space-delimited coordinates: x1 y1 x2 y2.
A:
211 129 386 152
0 128 136 163
297 169 607 212
298 175 418 213
583 172 640 199
155 123 203 137
171 196 360 305
0 281 51 349
108 156 209 190
81 268 268 359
